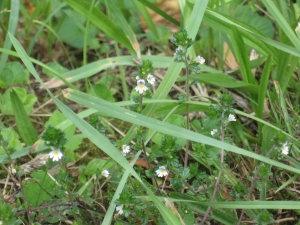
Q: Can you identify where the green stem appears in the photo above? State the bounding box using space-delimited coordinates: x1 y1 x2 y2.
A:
201 111 225 224
139 94 161 195
237 145 277 225
184 53 190 169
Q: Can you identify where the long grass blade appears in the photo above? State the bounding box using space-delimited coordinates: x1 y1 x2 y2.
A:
0 0 19 74
62 88 300 175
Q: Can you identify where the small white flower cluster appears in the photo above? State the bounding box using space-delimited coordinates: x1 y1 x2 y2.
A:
281 142 289 155
195 55 205 64
155 166 168 177
116 204 124 215
227 114 236 122
49 147 63 162
135 74 156 94
101 169 110 178
147 74 155 85
174 46 183 55
210 129 218 136
122 144 130 156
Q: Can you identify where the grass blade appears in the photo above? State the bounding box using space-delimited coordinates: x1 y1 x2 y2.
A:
10 90 38 145
205 9 300 58
102 151 141 225
257 55 272 141
63 0 134 53
262 0 300 50
0 0 19 74
137 0 180 26
62 88 300 175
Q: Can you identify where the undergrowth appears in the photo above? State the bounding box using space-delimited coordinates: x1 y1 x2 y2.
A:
0 0 300 224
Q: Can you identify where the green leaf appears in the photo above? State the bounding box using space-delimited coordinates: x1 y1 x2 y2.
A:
24 171 56 207
45 110 82 151
257 56 272 141
0 0 19 74
234 5 274 39
42 62 69 78
169 193 238 225
84 158 107 176
146 25 171 44
10 90 38 145
151 114 186 146
45 110 76 139
262 0 300 50
0 62 28 88
63 89 300 175
0 127 22 155
106 0 139 54
63 0 134 53
89 83 115 102
56 9 97 48
178 73 258 94
205 9 300 58
64 134 83 152
0 87 37 115
231 26 256 85
137 0 180 26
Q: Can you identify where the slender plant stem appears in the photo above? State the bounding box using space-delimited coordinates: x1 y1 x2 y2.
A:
184 53 190 169
62 158 74 207
237 145 276 225
139 94 161 195
201 111 225 224
1 142 32 224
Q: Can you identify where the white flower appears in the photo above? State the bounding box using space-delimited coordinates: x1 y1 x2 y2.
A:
11 168 16 174
49 147 63 161
101 170 110 178
174 46 182 55
135 79 148 94
0 221 3 225
228 114 236 122
195 55 205 64
147 74 156 85
211 129 218 136
116 204 124 215
155 166 168 177
281 142 289 155
135 76 140 80
122 144 130 155
295 22 300 32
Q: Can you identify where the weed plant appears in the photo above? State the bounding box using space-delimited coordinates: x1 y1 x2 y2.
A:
0 0 300 224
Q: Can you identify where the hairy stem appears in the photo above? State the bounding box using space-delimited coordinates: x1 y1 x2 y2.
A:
201 111 225 224
184 53 190 169
237 145 276 225
139 94 161 195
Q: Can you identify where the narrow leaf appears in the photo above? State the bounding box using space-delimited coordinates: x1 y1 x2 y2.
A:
10 90 38 145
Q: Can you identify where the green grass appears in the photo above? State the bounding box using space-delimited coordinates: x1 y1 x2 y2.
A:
0 0 300 224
